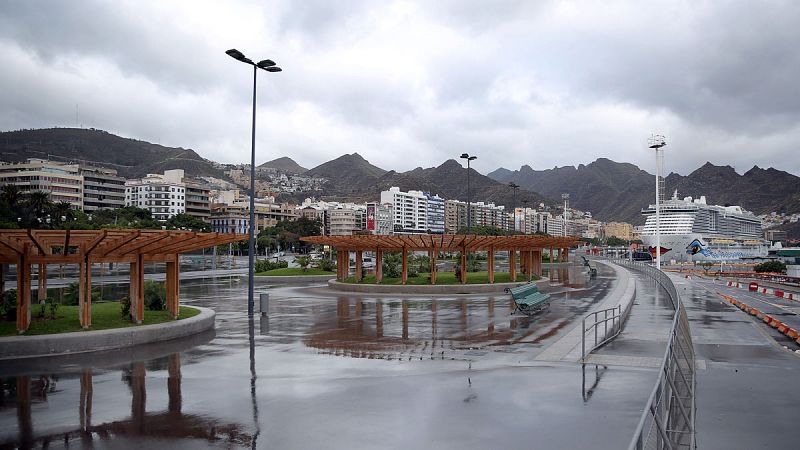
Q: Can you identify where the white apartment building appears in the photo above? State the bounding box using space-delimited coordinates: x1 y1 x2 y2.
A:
380 187 429 234
125 169 187 221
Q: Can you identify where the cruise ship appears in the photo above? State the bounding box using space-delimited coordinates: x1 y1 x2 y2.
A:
640 191 769 262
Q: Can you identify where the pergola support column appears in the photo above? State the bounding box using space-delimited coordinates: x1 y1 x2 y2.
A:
534 250 542 276
355 250 363 281
375 249 383 283
488 247 495 284
429 249 437 284
79 255 92 329
509 250 517 282
16 245 31 333
37 263 47 303
401 247 408 285
166 256 180 319
550 248 555 263
527 250 534 281
130 254 144 324
460 248 467 284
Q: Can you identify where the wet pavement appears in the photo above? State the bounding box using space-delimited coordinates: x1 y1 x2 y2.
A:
589 272 676 367
673 275 800 449
0 262 668 449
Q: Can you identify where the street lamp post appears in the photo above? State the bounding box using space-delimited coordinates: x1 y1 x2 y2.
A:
648 134 667 270
459 153 477 234
508 182 519 233
226 48 282 316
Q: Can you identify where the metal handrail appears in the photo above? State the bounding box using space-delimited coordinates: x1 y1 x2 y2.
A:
581 305 623 362
607 259 696 450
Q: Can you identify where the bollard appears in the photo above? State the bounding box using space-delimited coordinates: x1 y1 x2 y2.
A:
259 293 269 316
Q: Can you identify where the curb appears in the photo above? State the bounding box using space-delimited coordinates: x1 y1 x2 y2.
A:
717 292 799 345
326 278 548 295
0 306 215 360
255 274 336 283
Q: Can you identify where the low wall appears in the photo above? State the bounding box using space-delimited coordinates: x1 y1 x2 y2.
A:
0 306 215 360
255 274 336 284
326 278 548 295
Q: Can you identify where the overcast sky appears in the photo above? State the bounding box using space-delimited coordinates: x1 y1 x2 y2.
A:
1 0 799 176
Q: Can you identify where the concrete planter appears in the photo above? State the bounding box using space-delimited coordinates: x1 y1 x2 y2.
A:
0 306 215 360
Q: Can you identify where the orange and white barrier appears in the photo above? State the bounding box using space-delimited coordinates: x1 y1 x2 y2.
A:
717 292 800 344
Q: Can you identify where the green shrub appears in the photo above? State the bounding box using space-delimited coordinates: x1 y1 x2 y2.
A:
295 256 311 271
316 258 336 272
382 252 402 278
1 289 17 320
754 260 787 274
120 296 131 317
143 281 166 311
255 259 289 272
48 300 59 319
63 282 100 306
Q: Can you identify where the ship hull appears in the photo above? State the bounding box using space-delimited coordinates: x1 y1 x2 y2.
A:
640 233 768 262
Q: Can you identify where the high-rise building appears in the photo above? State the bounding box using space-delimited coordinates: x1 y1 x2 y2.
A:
445 199 509 232
603 222 635 240
425 193 445 234
380 187 430 234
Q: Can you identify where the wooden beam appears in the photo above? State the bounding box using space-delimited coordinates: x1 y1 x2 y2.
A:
355 250 362 281
509 249 517 282
488 247 494 284
27 230 47 255
401 247 408 285
375 249 383 283
166 256 179 319
429 249 436 285
460 248 467 284
16 245 31 333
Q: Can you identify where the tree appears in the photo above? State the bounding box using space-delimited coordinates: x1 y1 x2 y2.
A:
754 260 787 274
166 213 211 232
295 256 311 271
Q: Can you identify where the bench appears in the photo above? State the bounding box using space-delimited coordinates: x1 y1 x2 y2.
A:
581 255 590 267
505 282 551 315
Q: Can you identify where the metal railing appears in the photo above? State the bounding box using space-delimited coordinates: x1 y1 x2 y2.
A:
610 259 696 450
581 304 624 362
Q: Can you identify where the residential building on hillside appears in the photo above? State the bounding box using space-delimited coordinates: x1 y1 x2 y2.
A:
125 169 187 221
329 207 365 236
184 180 211 221
445 200 509 232
603 222 635 240
210 203 248 234
81 164 125 212
0 159 83 209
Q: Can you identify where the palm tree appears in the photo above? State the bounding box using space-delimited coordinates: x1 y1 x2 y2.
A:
0 184 20 207
26 190 52 216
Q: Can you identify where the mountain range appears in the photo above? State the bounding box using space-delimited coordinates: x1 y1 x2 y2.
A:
489 158 800 225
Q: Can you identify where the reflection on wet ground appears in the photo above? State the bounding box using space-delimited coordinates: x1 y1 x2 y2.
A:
0 262 662 449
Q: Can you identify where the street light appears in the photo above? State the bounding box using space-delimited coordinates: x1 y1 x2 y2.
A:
226 48 282 316
648 134 667 270
508 182 519 233
460 153 477 234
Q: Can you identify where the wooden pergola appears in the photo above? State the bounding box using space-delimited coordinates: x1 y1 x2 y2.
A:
0 229 246 333
301 234 583 284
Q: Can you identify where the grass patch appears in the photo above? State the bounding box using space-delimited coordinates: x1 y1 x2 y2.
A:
0 302 200 337
342 271 537 285
255 267 335 276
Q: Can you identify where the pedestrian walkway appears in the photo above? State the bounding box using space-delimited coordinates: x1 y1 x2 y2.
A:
586 271 676 368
